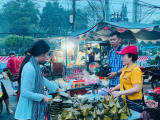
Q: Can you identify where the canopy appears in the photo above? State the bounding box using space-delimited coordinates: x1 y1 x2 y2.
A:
69 21 160 43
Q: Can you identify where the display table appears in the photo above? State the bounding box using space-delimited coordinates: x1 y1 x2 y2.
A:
80 94 141 120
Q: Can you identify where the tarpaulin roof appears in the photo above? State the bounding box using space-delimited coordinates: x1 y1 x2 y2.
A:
0 56 24 63
0 56 50 63
69 21 160 43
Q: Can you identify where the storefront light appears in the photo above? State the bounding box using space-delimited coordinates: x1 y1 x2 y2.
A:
62 42 75 50
67 42 75 49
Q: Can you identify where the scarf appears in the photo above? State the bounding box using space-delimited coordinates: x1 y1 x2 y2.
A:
29 56 45 120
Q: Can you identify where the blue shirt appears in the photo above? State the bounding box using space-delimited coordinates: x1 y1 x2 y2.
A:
15 62 58 119
109 46 124 86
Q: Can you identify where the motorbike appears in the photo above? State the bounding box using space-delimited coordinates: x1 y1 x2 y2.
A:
149 65 160 89
140 65 160 89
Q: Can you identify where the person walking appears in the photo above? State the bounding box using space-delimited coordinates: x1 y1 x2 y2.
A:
15 40 59 120
107 31 124 88
109 45 144 113
7 51 20 96
0 64 14 114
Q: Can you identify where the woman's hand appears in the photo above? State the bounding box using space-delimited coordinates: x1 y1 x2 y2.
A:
43 96 51 104
109 87 116 94
111 91 121 98
107 72 117 79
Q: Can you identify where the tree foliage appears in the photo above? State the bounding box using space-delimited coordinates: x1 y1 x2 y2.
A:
40 2 69 36
1 0 39 34
5 35 35 54
152 20 160 24
83 2 103 27
74 9 88 31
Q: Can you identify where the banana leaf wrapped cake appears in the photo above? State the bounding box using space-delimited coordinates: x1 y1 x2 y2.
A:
57 94 132 120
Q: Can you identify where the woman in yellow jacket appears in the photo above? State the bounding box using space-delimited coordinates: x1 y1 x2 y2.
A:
109 45 144 113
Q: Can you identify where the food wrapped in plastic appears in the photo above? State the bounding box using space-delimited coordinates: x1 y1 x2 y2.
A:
97 116 101 120
93 109 97 119
113 113 119 120
82 108 89 117
98 103 103 110
108 98 115 107
126 107 132 116
104 95 110 103
116 98 121 109
103 103 109 110
81 97 88 105
96 109 102 116
65 112 75 120
77 104 82 111
73 111 81 119
102 109 108 115
103 115 112 120
122 103 127 113
120 113 128 120
60 92 70 99
109 105 118 116
120 101 125 108
62 109 68 118
118 109 125 114
73 102 79 108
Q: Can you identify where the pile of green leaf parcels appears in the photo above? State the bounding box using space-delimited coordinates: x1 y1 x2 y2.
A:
55 94 131 120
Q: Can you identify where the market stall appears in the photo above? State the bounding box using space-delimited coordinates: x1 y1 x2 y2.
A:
47 83 142 120
56 21 160 120
61 37 86 81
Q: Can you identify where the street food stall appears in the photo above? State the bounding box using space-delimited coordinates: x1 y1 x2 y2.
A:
44 21 160 120
62 37 86 81
53 21 160 120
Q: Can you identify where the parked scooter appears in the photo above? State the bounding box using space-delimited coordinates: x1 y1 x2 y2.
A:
149 65 160 89
140 65 160 89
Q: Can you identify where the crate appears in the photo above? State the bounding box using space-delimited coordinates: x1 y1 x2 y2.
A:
70 80 86 97
72 80 85 88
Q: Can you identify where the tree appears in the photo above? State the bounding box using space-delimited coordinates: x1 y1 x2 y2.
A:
152 20 160 24
40 2 69 36
83 2 103 27
74 9 88 31
1 0 39 34
5 35 35 54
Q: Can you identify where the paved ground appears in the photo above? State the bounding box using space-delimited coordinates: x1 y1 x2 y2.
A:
0 79 17 120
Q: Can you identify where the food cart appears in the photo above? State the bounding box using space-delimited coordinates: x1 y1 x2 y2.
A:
61 37 86 81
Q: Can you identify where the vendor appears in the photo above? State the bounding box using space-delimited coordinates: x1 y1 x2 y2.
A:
109 45 144 113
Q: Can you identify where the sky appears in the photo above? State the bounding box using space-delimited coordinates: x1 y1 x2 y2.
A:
0 0 160 24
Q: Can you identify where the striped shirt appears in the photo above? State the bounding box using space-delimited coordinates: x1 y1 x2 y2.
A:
109 46 124 86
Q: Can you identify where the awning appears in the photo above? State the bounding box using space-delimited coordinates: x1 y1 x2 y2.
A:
137 56 149 61
69 21 160 43
0 56 50 63
0 56 24 63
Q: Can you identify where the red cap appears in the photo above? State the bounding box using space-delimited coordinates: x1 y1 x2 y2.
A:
116 45 138 54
